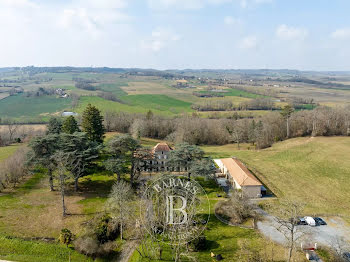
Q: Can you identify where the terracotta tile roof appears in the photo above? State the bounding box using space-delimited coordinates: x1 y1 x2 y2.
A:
152 143 172 153
221 158 262 186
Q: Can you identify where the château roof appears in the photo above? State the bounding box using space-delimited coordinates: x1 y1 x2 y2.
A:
152 143 172 153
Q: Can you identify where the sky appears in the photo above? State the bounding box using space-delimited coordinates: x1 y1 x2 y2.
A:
0 0 350 70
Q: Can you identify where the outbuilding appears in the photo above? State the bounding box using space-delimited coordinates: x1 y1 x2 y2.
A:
214 158 262 198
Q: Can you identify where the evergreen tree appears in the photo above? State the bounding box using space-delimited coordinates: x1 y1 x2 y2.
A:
28 134 61 191
62 116 80 134
146 110 153 120
168 143 205 180
107 134 140 184
47 117 62 134
281 105 295 138
60 132 100 191
189 158 216 179
81 104 105 143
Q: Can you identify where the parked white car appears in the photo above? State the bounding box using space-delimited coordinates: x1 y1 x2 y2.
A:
304 216 316 226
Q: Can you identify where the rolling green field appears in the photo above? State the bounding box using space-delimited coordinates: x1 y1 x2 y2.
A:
121 94 192 113
203 136 350 217
0 94 72 120
76 95 192 116
199 88 264 99
98 83 128 97
0 71 273 120
1 69 350 122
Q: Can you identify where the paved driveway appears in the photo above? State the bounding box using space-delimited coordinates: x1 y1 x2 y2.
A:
256 208 350 249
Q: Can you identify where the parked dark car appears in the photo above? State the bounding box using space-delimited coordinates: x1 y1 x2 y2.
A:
343 252 350 261
297 217 308 225
314 217 327 226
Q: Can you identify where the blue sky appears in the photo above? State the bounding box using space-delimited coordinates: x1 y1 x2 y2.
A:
0 0 349 70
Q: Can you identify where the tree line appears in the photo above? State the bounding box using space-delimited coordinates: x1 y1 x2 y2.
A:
105 105 350 148
192 98 276 111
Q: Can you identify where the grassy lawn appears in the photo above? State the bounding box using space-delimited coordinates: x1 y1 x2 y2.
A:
0 170 117 261
0 235 94 262
0 144 21 161
129 179 296 262
0 94 72 119
202 136 350 217
0 160 116 238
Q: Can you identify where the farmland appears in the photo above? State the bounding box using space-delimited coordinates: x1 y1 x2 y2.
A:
0 94 72 121
0 68 349 122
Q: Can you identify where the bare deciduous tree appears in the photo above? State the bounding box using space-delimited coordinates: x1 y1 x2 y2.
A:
106 180 135 240
0 147 29 189
7 121 19 142
273 199 306 262
54 151 70 217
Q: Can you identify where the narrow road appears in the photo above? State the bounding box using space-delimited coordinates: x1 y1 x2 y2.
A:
116 240 139 262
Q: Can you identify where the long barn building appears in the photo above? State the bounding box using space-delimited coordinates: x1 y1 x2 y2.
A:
214 158 263 198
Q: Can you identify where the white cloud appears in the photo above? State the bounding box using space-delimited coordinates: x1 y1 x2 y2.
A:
57 0 129 36
239 36 257 49
331 28 350 39
83 0 127 9
0 0 37 8
276 24 308 40
224 16 242 25
148 0 204 10
239 0 273 8
141 28 181 52
147 0 270 10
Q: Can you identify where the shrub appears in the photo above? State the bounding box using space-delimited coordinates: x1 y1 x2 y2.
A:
74 236 116 257
74 236 99 256
0 147 29 189
95 214 119 244
215 192 256 224
189 235 207 251
59 228 74 246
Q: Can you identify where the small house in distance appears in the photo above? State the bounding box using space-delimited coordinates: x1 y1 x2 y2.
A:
175 79 189 88
61 111 78 117
214 158 263 198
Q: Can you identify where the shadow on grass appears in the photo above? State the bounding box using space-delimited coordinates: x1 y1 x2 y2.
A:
205 239 220 250
66 174 116 198
18 172 46 193
196 178 224 196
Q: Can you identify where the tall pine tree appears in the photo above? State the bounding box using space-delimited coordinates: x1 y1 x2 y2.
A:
81 104 105 143
62 115 80 134
47 117 62 134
